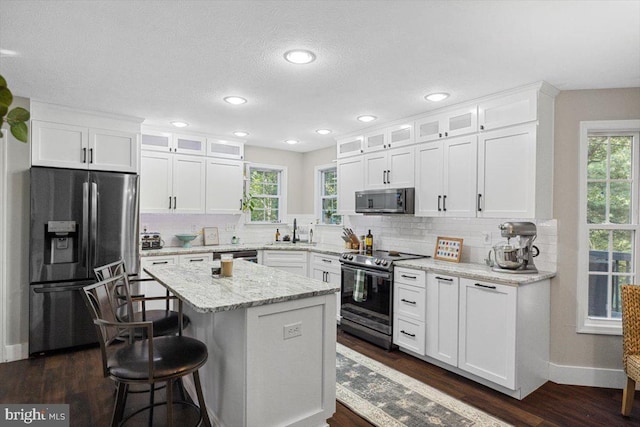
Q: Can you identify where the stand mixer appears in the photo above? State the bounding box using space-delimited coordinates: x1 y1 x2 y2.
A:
491 221 540 274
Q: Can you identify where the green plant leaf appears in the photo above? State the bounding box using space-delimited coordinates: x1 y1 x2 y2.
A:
0 104 7 117
10 122 28 143
0 86 13 108
7 106 29 123
0 75 6 89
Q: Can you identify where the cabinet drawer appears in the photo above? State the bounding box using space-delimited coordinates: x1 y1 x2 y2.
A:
395 283 426 322
263 250 308 264
310 253 340 273
394 267 425 287
178 253 213 263
394 317 425 355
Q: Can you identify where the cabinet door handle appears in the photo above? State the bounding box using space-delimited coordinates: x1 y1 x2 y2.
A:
383 170 388 184
400 298 416 305
480 125 485 130
322 259 332 263
435 276 453 282
387 170 391 184
443 195 447 212
474 283 497 290
477 193 483 212
401 274 417 279
152 261 169 265
444 131 448 137
437 195 442 212
89 148 93 163
239 199 243 210
438 133 443 138
82 148 87 163
169 197 172 209
173 196 177 210
400 330 416 337
189 258 205 262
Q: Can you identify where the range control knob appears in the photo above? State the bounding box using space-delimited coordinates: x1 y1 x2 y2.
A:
381 260 389 266
347 254 354 260
374 259 381 265
341 253 348 259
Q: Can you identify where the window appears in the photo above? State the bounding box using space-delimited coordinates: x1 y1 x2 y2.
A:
315 165 342 225
247 164 286 223
578 120 640 334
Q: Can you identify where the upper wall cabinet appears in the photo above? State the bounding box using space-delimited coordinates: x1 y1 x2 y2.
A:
337 135 364 158
141 130 206 155
415 106 478 143
205 157 244 214
478 89 537 131
337 156 364 215
32 121 139 173
363 123 415 153
206 138 244 160
364 146 415 190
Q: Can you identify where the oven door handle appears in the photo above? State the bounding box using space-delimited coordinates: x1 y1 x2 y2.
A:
341 264 391 280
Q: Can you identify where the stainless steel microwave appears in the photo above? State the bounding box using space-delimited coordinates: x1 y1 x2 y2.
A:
355 188 415 214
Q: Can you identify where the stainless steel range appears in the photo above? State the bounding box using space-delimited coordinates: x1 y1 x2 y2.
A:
339 250 426 350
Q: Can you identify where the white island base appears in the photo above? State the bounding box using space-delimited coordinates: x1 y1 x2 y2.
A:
183 294 337 427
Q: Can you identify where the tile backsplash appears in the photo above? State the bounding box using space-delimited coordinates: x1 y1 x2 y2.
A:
140 213 557 272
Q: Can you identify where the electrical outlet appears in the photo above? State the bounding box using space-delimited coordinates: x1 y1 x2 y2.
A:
482 232 491 245
225 223 236 232
283 322 302 340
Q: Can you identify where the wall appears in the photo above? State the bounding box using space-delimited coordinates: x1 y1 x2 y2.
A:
301 146 336 215
551 88 640 377
1 96 31 360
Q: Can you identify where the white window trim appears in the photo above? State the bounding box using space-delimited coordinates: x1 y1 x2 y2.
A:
577 119 640 335
314 163 341 226
245 162 287 223
0 133 5 362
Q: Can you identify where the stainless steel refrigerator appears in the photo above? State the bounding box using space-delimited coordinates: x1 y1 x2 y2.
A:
29 166 139 355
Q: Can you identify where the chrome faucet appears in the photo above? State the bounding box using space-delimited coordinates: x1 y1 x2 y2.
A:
292 218 298 243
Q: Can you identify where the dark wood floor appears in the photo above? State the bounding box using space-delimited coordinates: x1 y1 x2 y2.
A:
0 329 638 426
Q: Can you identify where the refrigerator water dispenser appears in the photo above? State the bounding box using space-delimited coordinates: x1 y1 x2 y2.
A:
46 220 77 264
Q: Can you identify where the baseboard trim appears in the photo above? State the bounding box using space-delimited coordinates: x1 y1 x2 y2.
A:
549 362 627 389
2 342 28 363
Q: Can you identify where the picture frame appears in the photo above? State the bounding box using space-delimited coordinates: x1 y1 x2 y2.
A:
203 227 219 246
434 236 463 263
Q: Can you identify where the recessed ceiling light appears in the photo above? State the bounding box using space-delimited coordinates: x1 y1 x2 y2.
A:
224 96 247 105
357 115 377 123
170 121 189 128
284 50 316 64
316 129 332 135
285 139 299 145
0 49 18 57
425 93 450 102
233 131 249 137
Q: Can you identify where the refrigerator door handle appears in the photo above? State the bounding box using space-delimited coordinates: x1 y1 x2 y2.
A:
82 182 90 268
90 182 98 269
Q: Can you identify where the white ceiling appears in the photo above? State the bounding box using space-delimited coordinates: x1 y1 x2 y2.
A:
1 1 638 153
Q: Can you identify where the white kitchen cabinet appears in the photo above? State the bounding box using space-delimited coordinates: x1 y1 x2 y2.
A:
426 273 459 366
32 121 139 173
336 135 364 158
458 278 517 389
205 158 244 214
415 106 477 143
337 156 364 215
363 123 414 153
393 267 426 355
478 89 537 132
206 138 244 160
262 250 308 277
415 135 477 217
138 255 179 310
364 146 414 190
477 124 537 218
141 130 206 155
140 151 206 214
310 253 341 321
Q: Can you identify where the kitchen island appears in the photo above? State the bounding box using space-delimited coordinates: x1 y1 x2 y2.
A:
144 260 338 427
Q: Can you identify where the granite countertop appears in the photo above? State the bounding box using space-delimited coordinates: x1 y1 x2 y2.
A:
143 259 340 313
395 258 556 286
140 243 347 257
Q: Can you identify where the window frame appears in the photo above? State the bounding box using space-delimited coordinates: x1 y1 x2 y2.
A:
577 120 640 335
314 163 342 226
245 163 287 224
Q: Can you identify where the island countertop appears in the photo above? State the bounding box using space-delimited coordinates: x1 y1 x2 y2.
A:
143 259 340 313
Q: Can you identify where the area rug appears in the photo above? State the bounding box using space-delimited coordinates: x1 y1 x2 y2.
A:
336 343 512 427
